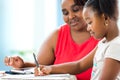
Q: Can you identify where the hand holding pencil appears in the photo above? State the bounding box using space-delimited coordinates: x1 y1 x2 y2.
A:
33 53 52 76
33 53 44 76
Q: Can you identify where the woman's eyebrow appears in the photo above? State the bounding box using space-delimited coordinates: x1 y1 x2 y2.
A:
71 4 79 8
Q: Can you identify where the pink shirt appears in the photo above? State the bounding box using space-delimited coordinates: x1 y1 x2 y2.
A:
54 24 98 80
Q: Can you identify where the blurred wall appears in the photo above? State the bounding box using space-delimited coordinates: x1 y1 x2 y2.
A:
0 0 57 70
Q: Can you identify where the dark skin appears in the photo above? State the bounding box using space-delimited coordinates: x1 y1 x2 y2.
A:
34 46 97 75
4 0 91 68
34 5 120 80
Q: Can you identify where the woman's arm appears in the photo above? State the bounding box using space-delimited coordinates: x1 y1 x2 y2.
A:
37 29 59 65
24 29 59 67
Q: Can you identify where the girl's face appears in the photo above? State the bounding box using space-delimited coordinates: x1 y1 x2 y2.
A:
61 0 87 31
82 7 108 40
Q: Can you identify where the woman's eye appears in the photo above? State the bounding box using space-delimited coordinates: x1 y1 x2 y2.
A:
72 5 82 12
62 10 69 15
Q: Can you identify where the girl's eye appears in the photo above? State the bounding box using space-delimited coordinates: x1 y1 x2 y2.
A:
72 5 82 12
62 10 69 15
88 21 92 25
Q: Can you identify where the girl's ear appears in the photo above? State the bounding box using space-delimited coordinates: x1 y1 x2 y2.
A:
102 14 109 26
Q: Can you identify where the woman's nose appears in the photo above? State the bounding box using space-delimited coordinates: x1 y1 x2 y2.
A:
69 12 75 19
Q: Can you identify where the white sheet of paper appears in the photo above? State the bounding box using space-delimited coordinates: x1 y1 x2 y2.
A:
0 74 77 80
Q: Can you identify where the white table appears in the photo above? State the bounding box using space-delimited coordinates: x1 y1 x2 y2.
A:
0 73 77 80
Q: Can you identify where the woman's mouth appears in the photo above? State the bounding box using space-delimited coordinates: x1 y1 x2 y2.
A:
70 21 79 26
70 19 79 26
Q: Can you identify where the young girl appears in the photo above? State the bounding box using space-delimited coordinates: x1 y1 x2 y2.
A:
34 0 120 80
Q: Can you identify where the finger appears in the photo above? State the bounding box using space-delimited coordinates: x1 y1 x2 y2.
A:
34 67 40 76
4 56 10 66
34 68 37 76
42 68 46 72
42 66 51 75
15 56 21 60
9 57 14 65
14 56 20 62
42 68 49 75
38 67 44 75
37 67 41 73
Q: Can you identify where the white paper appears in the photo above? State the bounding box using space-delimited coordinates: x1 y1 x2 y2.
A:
0 74 77 80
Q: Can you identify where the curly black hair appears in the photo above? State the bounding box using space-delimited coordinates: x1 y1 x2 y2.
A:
74 0 88 6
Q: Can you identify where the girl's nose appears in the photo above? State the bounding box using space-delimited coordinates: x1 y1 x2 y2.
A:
87 25 91 32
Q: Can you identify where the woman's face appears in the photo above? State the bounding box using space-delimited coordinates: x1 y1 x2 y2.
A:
61 0 87 31
82 7 108 39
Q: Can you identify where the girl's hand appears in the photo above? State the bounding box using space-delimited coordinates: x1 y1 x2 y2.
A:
34 65 52 76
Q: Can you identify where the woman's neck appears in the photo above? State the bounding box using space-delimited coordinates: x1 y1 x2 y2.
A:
70 29 91 44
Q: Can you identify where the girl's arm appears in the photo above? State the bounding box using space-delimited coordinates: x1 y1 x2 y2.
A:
99 58 120 80
50 46 97 74
34 46 98 76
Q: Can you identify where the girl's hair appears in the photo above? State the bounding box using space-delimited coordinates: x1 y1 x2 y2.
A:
74 0 88 6
84 0 118 21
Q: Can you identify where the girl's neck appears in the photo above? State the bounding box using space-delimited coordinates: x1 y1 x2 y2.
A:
106 23 119 42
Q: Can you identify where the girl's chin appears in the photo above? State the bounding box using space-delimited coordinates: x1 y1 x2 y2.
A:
94 36 103 40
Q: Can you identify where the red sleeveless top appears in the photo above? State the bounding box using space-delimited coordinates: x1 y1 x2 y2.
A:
54 24 98 80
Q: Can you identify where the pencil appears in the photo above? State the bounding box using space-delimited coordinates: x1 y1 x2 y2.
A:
33 53 39 67
33 53 41 72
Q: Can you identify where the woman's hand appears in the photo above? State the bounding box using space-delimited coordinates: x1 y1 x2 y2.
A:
4 56 24 68
34 65 52 76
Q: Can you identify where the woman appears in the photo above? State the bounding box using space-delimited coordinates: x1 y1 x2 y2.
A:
4 0 98 79
34 0 120 80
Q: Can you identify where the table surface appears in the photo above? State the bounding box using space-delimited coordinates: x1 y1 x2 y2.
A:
0 71 77 80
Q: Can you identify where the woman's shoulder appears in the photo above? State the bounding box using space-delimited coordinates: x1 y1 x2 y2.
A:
50 24 69 41
58 23 69 30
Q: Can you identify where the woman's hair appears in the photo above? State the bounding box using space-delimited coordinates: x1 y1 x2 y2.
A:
84 0 118 21
74 0 88 6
